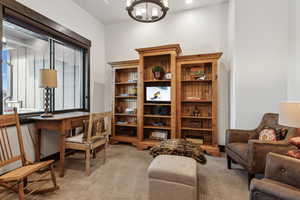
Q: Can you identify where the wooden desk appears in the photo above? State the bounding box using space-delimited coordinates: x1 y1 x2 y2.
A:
30 112 90 177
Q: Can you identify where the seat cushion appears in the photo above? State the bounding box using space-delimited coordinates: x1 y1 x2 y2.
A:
227 143 248 161
65 133 84 143
251 178 300 200
0 160 54 182
148 155 197 186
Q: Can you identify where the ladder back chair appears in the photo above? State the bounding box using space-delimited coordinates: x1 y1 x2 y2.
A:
65 112 112 176
0 108 58 200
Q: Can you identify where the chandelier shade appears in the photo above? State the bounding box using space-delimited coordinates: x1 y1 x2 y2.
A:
126 0 169 23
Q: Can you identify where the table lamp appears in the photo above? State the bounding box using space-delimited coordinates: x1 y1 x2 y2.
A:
279 102 300 158
279 102 300 132
39 69 57 118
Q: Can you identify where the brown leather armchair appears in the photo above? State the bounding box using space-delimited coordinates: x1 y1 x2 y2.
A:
250 153 300 200
226 113 297 185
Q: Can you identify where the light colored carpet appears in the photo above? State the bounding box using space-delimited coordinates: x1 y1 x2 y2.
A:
1 144 249 200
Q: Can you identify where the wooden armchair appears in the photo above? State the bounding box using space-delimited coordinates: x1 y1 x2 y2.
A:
65 112 112 176
0 109 58 200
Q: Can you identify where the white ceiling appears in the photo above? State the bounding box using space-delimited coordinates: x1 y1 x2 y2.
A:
72 0 228 25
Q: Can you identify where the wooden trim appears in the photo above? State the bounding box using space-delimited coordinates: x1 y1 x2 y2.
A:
0 4 2 115
170 51 177 139
109 60 139 67
0 0 91 48
135 44 182 55
177 53 223 62
137 55 144 141
212 60 218 146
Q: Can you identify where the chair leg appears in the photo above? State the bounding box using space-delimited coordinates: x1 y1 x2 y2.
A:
50 164 58 189
18 181 25 200
227 155 232 170
23 177 28 188
248 173 255 189
103 147 106 164
93 150 96 159
85 149 91 176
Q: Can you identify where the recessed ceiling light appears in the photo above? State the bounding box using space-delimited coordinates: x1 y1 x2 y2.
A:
186 0 193 4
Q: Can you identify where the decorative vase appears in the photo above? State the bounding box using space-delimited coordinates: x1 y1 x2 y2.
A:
153 71 164 80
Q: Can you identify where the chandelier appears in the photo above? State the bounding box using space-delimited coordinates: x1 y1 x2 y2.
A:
126 0 169 23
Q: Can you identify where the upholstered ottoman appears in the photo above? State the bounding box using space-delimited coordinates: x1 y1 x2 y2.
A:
148 155 198 200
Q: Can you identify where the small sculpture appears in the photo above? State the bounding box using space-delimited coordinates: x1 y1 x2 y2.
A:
192 106 201 117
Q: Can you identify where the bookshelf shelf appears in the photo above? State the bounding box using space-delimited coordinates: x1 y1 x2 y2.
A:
115 113 137 116
181 115 212 119
115 82 137 85
144 126 171 130
144 103 171 106
144 80 171 83
181 127 212 131
181 80 212 83
144 114 171 118
114 124 137 127
181 100 212 103
115 96 137 99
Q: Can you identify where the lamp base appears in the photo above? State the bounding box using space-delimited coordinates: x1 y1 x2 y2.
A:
40 112 53 118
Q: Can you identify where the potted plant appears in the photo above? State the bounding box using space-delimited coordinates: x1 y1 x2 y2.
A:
152 66 165 80
190 67 206 80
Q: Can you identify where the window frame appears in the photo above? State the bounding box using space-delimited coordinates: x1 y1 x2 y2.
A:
0 1 91 119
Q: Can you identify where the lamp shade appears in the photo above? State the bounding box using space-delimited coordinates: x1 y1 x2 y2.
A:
39 69 57 88
279 102 300 128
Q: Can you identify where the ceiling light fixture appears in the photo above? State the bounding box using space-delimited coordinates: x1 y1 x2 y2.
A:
126 0 169 23
185 0 193 4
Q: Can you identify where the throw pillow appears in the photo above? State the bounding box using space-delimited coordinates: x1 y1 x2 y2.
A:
287 150 300 159
289 137 300 148
259 127 277 141
275 128 288 141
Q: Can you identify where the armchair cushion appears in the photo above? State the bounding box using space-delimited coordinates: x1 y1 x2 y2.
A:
227 143 248 161
251 178 300 200
248 140 296 173
265 153 300 188
226 129 258 144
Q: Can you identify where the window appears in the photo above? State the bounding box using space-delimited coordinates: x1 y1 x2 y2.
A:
2 20 88 114
54 41 84 110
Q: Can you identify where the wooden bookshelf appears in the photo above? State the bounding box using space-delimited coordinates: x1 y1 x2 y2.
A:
177 53 222 156
110 60 139 145
135 44 181 150
110 45 222 156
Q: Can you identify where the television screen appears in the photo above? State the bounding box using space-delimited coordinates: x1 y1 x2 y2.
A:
146 87 171 102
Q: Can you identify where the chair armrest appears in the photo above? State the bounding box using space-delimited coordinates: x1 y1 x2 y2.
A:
248 140 296 173
226 129 257 144
251 178 300 200
265 153 300 188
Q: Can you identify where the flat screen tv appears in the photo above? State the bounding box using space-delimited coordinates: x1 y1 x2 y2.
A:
146 86 171 102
